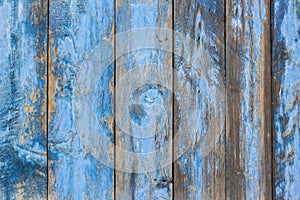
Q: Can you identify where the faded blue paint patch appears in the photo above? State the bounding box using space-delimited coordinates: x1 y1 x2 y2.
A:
95 64 114 144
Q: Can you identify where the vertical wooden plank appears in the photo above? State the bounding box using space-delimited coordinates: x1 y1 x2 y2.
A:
0 0 48 199
272 0 300 198
115 0 173 199
48 0 114 199
226 0 272 199
174 0 225 199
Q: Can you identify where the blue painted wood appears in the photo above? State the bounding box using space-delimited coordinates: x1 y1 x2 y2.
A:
226 0 272 199
0 0 48 199
0 0 298 199
272 0 300 198
174 0 226 199
48 0 114 199
115 0 173 199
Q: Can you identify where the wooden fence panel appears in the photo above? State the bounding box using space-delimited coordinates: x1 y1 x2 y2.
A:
115 0 173 199
272 0 300 198
48 0 114 199
0 0 48 199
174 0 226 199
226 0 272 199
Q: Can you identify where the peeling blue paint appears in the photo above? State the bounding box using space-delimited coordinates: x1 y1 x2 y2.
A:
49 0 114 199
0 0 47 199
273 0 300 198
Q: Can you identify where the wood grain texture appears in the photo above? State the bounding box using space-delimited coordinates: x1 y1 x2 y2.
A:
174 0 225 199
272 0 300 198
115 0 173 199
48 0 114 199
226 0 272 199
0 0 298 199
0 0 48 199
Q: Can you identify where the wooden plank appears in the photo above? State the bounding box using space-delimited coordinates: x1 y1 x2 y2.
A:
174 0 225 199
226 0 272 199
272 0 300 198
115 0 173 199
48 0 114 199
0 0 48 199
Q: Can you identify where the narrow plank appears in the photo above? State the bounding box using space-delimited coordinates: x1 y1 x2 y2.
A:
48 0 114 199
0 0 48 199
174 0 225 199
272 0 300 198
226 0 272 199
115 0 173 199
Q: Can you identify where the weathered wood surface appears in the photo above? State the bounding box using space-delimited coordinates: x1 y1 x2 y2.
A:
0 0 48 199
48 0 114 199
174 0 225 199
115 0 173 199
272 0 300 198
226 0 273 199
1 0 299 199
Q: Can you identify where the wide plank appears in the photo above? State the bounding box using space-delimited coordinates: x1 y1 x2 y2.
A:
174 0 225 199
272 0 300 198
226 0 272 199
48 0 115 199
115 0 173 199
0 0 48 199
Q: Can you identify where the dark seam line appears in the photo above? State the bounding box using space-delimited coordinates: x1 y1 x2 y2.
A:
113 0 117 199
46 0 50 199
224 0 227 199
172 0 175 200
270 0 274 199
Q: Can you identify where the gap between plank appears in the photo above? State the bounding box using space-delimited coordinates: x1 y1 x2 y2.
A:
113 0 117 199
270 0 274 198
224 0 227 199
46 0 50 199
172 0 175 200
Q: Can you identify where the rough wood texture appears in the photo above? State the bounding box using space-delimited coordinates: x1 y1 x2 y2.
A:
174 0 225 199
115 0 173 199
226 0 272 199
272 0 300 198
0 0 48 199
48 0 114 199
1 0 299 199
